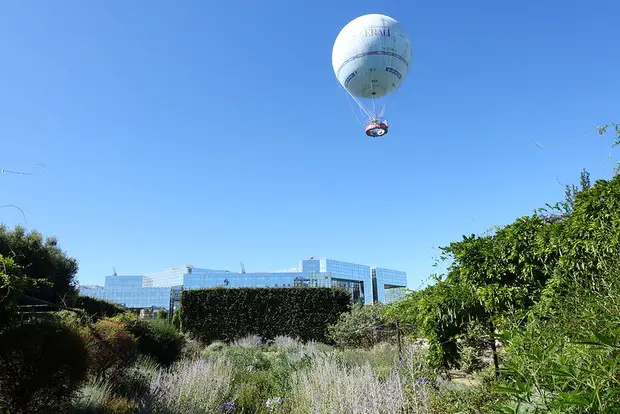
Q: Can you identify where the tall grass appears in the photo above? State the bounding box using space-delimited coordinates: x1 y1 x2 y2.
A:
71 376 114 412
288 357 408 414
149 357 233 413
273 335 300 348
232 334 263 348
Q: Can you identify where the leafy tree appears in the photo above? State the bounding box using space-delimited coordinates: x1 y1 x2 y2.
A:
156 308 168 321
0 225 78 305
387 275 483 370
172 308 182 332
0 254 50 331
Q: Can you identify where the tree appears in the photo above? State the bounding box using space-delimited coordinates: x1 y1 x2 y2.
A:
0 225 78 305
0 254 47 331
387 275 483 370
156 309 168 321
172 308 182 332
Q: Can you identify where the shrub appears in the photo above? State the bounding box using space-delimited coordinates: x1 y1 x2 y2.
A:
172 308 182 332
53 309 90 330
182 287 351 344
71 295 127 319
233 370 280 414
102 396 136 414
327 302 392 348
457 341 486 374
156 309 168 321
114 314 184 366
0 319 88 413
83 319 137 382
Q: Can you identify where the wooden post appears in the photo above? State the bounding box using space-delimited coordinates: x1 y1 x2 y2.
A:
396 320 402 359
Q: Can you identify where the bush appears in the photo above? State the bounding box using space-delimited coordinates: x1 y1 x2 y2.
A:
327 302 392 348
233 370 280 414
114 314 184 366
156 309 168 321
457 341 486 374
0 319 88 413
172 308 182 332
181 287 351 344
71 295 127 319
83 319 138 382
53 309 91 330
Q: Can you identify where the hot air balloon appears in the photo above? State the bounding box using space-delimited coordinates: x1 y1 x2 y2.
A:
332 14 412 137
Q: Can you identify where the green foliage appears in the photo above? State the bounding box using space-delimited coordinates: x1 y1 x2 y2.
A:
427 382 502 414
327 303 394 348
0 318 88 413
53 308 91 330
181 287 352 344
537 173 620 312
597 122 620 173
495 257 620 413
387 276 483 369
172 307 182 332
156 308 168 321
114 313 184 366
233 370 280 414
0 254 29 330
389 170 620 379
71 295 127 319
0 225 79 304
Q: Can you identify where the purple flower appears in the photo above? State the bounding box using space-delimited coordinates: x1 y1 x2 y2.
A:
257 336 264 345
219 401 235 413
417 377 427 385
266 397 282 409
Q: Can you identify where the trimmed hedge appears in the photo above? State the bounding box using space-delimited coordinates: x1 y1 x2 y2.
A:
72 295 127 319
181 287 352 344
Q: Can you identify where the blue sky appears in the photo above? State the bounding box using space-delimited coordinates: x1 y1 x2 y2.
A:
1 0 618 289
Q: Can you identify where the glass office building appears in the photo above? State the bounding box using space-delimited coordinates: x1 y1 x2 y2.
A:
372 267 408 304
79 258 407 310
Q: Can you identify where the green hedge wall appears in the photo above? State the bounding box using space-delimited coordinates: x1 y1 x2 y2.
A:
72 295 127 319
181 287 352 344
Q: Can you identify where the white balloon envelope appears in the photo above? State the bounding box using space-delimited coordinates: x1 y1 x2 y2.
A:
332 14 412 137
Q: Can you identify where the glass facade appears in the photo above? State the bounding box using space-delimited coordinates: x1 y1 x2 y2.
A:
321 259 374 305
373 267 407 303
184 271 313 290
104 275 145 289
79 257 407 310
82 287 172 309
